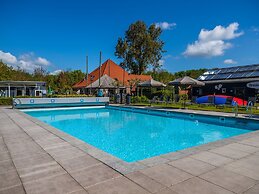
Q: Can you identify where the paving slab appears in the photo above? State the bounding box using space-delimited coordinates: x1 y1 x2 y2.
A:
154 187 178 194
23 173 84 194
0 160 16 174
107 161 146 174
160 151 190 161
170 177 233 194
244 184 259 194
190 151 233 166
18 161 66 183
222 143 259 153
71 163 121 188
139 156 169 167
86 176 150 194
58 155 101 173
239 136 259 147
0 151 10 162
13 152 54 170
0 170 21 191
70 189 89 194
200 167 256 193
224 154 259 180
168 157 216 176
209 145 251 159
126 171 165 193
0 185 25 194
0 144 8 153
140 164 193 187
46 145 86 162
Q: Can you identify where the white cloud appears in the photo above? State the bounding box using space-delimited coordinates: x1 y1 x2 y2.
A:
0 50 51 72
155 22 176 30
50 69 63 75
183 23 243 57
0 50 17 64
224 59 237 64
36 57 50 66
184 40 232 57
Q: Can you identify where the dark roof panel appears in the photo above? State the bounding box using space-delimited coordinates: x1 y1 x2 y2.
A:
198 64 259 81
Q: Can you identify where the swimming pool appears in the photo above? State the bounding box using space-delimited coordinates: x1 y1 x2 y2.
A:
23 106 258 162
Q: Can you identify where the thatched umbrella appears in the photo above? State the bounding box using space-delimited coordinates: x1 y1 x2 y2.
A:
168 76 205 107
86 74 117 89
138 79 166 97
138 79 166 87
168 76 205 86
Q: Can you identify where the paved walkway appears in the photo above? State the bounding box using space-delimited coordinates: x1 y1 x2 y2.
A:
1 106 259 194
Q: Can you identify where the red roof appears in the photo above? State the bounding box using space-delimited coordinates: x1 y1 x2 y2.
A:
73 59 152 88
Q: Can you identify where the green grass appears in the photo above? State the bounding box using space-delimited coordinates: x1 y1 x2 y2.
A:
131 102 259 115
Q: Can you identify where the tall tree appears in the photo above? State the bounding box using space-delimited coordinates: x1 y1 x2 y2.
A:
115 21 165 74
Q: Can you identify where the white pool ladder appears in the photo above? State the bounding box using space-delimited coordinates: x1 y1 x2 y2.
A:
246 101 253 118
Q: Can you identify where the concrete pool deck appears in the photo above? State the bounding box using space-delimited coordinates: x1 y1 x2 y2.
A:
1 106 259 194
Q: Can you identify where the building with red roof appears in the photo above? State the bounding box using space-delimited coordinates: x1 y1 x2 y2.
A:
73 59 151 93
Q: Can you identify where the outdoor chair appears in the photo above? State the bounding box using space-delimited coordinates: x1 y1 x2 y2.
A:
149 96 158 104
166 96 172 104
157 95 166 104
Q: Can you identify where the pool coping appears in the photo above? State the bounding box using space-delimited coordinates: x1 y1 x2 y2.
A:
14 105 259 175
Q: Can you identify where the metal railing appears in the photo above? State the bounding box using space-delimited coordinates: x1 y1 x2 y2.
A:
246 101 254 118
232 101 238 117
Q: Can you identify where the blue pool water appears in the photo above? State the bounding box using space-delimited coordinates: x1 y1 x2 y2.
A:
24 107 255 162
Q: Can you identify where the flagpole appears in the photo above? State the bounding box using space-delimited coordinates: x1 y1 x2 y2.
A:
86 55 88 94
99 51 101 87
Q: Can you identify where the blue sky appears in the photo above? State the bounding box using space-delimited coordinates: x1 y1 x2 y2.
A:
1 0 259 74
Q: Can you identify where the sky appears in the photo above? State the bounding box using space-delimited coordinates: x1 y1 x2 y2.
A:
1 0 259 74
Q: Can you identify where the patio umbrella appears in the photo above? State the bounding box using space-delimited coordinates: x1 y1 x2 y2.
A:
138 79 166 97
168 76 205 86
138 79 166 87
86 74 117 89
168 76 205 108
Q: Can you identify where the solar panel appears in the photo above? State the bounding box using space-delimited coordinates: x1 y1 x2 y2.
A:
197 74 215 81
237 65 259 72
210 73 232 80
199 64 259 81
247 71 259 78
229 72 245 79
229 72 253 79
218 67 238 74
204 74 215 80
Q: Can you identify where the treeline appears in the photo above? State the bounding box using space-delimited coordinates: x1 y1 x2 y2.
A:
0 61 85 94
146 68 207 84
0 61 207 94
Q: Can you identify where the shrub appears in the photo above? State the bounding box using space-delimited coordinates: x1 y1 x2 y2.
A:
179 93 188 102
0 98 13 105
151 89 173 101
131 96 149 103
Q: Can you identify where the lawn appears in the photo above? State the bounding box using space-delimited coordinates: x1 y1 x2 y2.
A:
131 102 259 115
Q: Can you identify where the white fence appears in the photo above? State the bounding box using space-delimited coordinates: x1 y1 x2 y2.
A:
13 97 109 109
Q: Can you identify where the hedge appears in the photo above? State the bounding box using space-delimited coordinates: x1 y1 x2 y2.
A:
131 96 149 103
0 98 13 105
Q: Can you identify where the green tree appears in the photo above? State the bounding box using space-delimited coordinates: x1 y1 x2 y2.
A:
115 21 165 74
